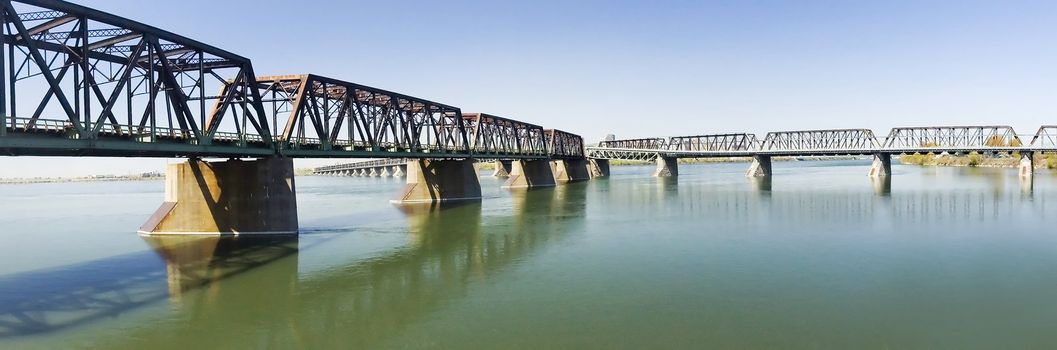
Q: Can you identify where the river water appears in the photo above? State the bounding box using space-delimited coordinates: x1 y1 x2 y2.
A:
1 160 1056 349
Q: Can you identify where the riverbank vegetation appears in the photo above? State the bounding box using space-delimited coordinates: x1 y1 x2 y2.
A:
898 152 1057 168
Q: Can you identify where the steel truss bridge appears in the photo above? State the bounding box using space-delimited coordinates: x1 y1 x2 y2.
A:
0 0 583 160
588 126 1057 161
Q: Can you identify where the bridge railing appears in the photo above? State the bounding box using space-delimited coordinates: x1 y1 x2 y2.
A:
5 117 270 146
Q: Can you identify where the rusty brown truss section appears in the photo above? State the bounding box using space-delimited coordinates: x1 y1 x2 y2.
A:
546 129 584 159
463 113 547 158
0 0 583 159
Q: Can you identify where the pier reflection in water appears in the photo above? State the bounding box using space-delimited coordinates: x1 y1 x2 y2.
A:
143 235 300 302
73 183 588 349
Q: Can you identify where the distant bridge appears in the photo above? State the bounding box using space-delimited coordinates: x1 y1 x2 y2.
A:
587 126 1057 178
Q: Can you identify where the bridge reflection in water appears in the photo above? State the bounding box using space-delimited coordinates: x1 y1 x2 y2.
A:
68 184 589 348
600 170 1052 228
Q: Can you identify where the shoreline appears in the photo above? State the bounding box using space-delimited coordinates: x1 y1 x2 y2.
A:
0 175 164 185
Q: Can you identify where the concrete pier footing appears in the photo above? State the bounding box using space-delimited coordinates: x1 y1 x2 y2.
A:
504 160 556 188
588 159 610 178
746 155 772 177
392 165 406 177
869 153 891 178
492 160 513 177
380 167 392 177
552 159 591 183
653 156 678 177
139 158 298 235
393 159 482 203
1020 152 1035 178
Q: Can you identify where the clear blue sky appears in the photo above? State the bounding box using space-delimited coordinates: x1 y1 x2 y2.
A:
4 0 1057 177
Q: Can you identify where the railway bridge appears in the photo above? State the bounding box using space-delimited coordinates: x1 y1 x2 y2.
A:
0 0 587 235
587 126 1057 179
314 113 595 188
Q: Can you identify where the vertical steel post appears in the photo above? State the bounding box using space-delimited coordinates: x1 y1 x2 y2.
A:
125 74 132 133
7 42 14 131
80 16 89 136
73 25 81 134
0 6 5 137
198 51 204 133
148 41 155 142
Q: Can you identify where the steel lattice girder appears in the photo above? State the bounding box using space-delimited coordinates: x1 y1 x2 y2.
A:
585 148 659 161
598 137 667 150
1029 126 1057 148
546 129 585 159
247 74 468 154
667 133 758 151
882 126 1022 148
761 129 878 150
0 0 272 148
463 113 547 157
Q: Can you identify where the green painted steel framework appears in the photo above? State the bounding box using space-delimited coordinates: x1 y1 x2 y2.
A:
0 0 584 160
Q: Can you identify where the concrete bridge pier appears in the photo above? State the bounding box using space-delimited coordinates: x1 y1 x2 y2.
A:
139 158 299 235
551 159 591 183
488 161 513 178
588 159 610 178
1020 151 1035 179
380 167 392 177
504 160 556 188
492 161 513 178
869 153 892 178
356 169 367 177
393 159 482 203
746 155 772 177
369 168 379 177
653 156 678 177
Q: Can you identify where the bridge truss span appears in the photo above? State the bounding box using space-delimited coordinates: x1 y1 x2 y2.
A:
882 126 1023 151
597 137 666 150
247 74 471 158
546 129 584 159
0 0 276 157
0 1 584 160
1029 126 1057 149
760 129 879 152
463 113 547 159
667 133 758 152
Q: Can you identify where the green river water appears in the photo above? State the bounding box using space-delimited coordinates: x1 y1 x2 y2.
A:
1 160 1056 349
